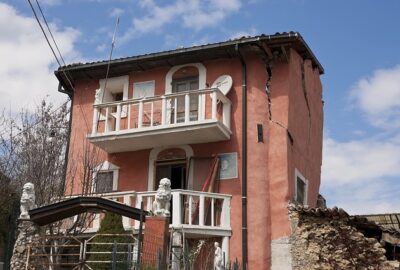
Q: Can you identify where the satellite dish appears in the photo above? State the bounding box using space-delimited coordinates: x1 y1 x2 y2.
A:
211 75 233 96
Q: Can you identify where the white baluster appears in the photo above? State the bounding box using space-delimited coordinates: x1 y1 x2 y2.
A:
199 195 205 226
138 100 143 128
127 104 131 129
211 90 217 119
135 195 143 230
105 107 109 132
198 94 204 121
116 103 121 131
150 102 154 126
185 93 190 123
211 197 215 227
161 96 166 125
172 192 182 226
188 195 193 225
92 107 99 135
174 98 177 124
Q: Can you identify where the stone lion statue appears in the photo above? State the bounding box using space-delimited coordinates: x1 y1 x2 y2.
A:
20 182 36 219
152 178 171 217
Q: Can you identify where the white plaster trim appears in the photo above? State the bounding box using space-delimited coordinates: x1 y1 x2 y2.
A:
99 75 129 101
147 145 194 191
93 161 120 192
294 168 308 206
165 63 207 95
164 63 207 124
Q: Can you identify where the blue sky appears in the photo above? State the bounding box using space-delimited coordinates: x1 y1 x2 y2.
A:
1 0 400 214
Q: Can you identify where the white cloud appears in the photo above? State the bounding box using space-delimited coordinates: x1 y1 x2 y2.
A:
322 137 400 186
229 27 258 39
321 136 400 214
121 0 241 42
350 65 400 129
110 7 124 18
0 3 80 113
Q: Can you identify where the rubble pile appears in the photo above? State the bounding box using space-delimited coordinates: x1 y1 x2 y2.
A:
289 204 399 270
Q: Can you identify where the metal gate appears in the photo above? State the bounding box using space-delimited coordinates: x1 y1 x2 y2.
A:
27 233 140 270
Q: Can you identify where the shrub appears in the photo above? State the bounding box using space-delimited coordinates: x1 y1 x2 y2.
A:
87 212 133 270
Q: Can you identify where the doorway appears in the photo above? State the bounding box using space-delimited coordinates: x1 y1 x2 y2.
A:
171 75 200 123
155 159 187 190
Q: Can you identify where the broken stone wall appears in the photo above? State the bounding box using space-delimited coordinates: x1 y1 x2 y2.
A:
289 205 399 270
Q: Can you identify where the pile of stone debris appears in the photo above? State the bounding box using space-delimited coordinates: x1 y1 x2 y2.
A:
288 204 400 270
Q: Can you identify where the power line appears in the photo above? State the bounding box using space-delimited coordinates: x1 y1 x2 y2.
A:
26 0 90 131
34 0 67 66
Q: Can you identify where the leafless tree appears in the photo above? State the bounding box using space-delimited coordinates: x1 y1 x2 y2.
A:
0 99 101 268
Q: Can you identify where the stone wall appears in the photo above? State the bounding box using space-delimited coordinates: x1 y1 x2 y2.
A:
288 204 399 270
10 221 42 270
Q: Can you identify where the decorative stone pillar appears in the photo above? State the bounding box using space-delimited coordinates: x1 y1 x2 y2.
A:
10 183 42 270
10 221 42 270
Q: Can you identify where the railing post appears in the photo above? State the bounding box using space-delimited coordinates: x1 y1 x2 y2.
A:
185 93 190 123
123 195 131 228
198 94 205 121
138 100 143 128
199 195 205 226
135 195 143 230
116 103 122 131
127 104 131 129
221 197 231 228
105 107 110 132
211 197 215 227
211 90 217 119
92 107 99 135
223 101 231 130
172 192 182 226
188 195 193 225
161 96 166 125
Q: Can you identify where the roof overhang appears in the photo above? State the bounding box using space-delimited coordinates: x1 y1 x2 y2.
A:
29 196 148 226
55 32 324 95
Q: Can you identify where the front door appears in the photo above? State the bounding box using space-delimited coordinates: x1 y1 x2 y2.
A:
155 159 187 190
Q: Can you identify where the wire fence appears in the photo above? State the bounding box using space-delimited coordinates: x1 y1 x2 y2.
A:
26 232 168 270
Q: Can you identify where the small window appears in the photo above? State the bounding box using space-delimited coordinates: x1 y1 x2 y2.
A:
133 81 155 99
295 169 308 205
93 161 119 193
95 171 114 193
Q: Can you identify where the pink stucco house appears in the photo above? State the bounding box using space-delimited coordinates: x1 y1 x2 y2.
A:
55 32 324 269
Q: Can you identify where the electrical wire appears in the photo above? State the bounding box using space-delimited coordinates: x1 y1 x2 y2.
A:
26 0 90 131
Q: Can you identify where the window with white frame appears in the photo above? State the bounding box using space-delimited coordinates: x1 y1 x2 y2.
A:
93 161 119 193
295 169 308 205
97 75 129 104
133 81 155 99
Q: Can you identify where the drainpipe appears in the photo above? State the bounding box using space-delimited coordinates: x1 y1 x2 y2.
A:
236 43 248 270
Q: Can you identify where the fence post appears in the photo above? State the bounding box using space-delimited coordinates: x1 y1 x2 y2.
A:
136 201 145 269
112 240 117 270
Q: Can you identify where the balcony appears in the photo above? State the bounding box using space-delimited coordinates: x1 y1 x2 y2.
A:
89 190 232 237
89 88 232 153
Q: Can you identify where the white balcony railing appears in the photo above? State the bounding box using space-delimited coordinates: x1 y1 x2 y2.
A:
89 190 231 236
88 88 232 152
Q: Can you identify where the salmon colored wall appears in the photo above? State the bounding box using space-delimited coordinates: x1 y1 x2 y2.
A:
287 50 323 207
65 50 323 269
